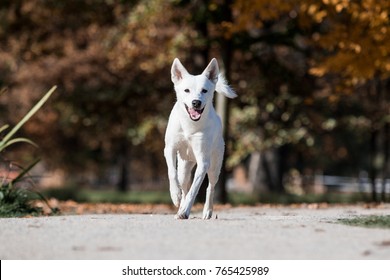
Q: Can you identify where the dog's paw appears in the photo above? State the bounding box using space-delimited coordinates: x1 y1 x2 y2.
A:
175 212 189 219
202 210 213 220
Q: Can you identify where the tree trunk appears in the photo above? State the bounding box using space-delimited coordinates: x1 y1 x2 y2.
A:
215 0 234 204
248 151 269 193
248 147 287 195
369 129 378 201
382 123 389 202
261 148 285 193
117 140 129 192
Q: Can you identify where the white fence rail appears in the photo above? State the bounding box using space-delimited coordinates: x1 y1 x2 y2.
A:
318 175 390 193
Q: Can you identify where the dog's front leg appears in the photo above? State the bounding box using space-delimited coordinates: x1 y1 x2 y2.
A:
203 148 223 219
202 182 215 219
176 159 210 219
164 146 181 207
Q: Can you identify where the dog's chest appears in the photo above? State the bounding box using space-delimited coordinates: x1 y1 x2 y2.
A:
177 128 216 161
174 135 194 161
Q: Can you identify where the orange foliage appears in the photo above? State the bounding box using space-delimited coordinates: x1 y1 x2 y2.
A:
231 0 390 85
305 0 390 84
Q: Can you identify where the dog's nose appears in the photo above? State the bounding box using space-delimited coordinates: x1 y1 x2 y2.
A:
192 100 202 109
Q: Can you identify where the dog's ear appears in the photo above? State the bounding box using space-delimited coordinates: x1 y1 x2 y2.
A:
202 58 219 84
171 58 189 84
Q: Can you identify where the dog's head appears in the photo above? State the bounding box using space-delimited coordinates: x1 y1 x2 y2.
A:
171 58 236 122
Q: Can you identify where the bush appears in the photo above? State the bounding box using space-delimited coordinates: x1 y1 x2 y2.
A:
0 86 57 217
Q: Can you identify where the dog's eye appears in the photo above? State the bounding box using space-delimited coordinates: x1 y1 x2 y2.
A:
201 89 208 94
184 89 190 93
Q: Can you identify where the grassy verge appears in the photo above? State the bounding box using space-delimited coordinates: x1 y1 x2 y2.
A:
228 192 371 205
338 215 390 229
42 187 172 204
42 186 372 205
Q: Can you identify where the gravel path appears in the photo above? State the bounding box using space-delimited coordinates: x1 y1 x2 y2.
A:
1 205 389 259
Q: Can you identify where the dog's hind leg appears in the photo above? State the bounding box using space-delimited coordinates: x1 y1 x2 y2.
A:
176 159 210 219
177 157 195 211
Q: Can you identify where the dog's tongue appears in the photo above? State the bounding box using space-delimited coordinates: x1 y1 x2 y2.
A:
188 108 201 120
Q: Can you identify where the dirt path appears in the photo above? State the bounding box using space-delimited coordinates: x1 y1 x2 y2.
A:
1 205 389 259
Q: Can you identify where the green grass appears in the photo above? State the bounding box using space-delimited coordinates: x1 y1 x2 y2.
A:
338 215 390 229
80 190 172 204
0 185 59 217
228 192 371 205
42 187 172 204
0 186 42 217
43 186 373 206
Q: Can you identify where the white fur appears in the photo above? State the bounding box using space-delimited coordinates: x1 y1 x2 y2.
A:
164 58 237 219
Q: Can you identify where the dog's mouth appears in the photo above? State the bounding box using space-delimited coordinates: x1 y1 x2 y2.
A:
185 104 204 121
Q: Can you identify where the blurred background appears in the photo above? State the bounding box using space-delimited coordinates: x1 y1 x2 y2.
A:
0 0 389 209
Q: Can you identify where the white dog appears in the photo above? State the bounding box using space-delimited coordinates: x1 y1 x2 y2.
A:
164 58 237 219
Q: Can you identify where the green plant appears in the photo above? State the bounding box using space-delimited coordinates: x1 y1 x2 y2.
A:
338 215 390 229
0 86 57 217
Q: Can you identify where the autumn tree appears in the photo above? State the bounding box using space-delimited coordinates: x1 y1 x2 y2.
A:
223 0 389 199
301 0 390 201
303 0 390 200
223 0 317 193
0 0 183 190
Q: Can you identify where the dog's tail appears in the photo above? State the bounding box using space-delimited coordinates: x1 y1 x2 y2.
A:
216 73 237 99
